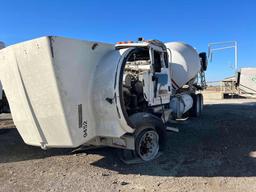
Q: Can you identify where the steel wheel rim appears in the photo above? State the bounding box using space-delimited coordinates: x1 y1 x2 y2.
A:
138 130 159 161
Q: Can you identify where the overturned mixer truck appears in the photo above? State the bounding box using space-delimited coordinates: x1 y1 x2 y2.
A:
0 37 207 162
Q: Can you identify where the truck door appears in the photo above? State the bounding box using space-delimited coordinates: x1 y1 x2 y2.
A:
143 49 172 106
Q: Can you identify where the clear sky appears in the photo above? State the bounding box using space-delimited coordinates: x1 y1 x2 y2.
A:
0 0 255 81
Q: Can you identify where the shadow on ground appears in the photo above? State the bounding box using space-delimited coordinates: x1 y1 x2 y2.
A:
0 128 72 163
1 101 256 177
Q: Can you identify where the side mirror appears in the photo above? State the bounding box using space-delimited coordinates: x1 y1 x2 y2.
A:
199 52 208 71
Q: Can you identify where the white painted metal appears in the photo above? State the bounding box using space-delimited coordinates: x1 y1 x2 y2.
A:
142 68 171 106
169 94 193 118
166 126 179 132
165 42 201 88
0 36 133 148
238 68 256 94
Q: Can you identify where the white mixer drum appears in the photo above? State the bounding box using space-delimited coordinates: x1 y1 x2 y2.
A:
165 42 201 89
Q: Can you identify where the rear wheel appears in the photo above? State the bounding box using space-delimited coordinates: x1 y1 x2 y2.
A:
190 93 203 117
198 93 204 112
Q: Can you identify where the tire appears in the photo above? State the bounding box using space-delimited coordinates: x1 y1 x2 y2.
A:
190 94 201 117
198 93 203 112
129 112 166 161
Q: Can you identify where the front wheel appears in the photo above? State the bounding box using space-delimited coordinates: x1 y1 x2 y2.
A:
130 113 166 161
135 127 159 161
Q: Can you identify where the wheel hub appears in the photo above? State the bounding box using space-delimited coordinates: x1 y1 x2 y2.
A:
138 130 159 161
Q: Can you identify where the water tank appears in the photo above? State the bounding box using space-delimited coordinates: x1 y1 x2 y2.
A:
165 42 201 89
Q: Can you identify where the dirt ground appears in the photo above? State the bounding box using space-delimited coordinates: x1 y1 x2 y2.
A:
1 99 256 192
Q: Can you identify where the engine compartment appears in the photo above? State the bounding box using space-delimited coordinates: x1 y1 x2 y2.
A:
120 45 172 117
122 48 150 115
